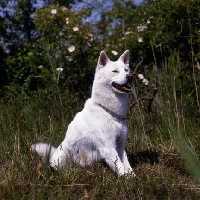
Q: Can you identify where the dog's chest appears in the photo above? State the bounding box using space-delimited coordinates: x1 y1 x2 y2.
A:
100 119 128 138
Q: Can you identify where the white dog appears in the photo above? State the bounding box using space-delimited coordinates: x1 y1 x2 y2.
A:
32 50 135 177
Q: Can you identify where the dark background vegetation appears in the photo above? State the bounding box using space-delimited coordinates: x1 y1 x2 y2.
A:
0 0 200 199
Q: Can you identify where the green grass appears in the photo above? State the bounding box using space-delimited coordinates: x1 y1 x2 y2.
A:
0 71 200 199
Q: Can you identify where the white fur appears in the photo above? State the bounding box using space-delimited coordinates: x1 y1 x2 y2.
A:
32 50 135 177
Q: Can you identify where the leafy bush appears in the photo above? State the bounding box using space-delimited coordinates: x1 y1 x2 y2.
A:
33 5 100 96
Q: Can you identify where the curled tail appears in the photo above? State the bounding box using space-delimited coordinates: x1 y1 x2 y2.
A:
31 143 56 160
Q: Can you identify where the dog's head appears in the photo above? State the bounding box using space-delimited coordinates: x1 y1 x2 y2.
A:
96 50 133 94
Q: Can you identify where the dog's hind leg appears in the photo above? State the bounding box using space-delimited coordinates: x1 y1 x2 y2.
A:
49 142 69 170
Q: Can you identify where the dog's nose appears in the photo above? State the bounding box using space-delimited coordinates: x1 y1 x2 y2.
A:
126 74 133 83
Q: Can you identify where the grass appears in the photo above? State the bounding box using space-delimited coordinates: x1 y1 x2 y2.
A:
0 65 200 199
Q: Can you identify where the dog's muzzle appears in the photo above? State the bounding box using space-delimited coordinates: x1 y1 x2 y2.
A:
112 74 133 93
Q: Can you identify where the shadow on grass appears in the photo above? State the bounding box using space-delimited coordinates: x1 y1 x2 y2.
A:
128 151 159 167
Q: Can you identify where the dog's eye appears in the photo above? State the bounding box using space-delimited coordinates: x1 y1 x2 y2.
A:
112 70 119 73
124 68 129 72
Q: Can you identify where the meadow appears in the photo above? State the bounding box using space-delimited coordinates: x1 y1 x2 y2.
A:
0 61 200 199
0 0 200 199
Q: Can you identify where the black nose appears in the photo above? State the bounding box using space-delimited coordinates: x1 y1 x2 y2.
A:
126 74 133 84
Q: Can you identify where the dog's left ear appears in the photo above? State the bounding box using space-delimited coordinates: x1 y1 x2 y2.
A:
118 50 130 64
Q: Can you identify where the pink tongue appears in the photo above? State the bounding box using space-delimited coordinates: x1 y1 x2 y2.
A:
122 86 131 92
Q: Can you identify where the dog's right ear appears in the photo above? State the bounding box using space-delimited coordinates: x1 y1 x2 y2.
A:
118 50 130 64
98 51 110 68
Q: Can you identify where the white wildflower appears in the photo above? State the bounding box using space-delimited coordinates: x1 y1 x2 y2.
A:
62 7 68 12
138 37 143 43
111 50 118 56
38 65 43 69
138 74 144 80
59 32 64 36
197 61 200 70
88 33 93 41
68 45 75 52
66 18 69 24
142 78 149 85
73 26 79 32
88 33 93 37
51 9 57 15
147 19 151 24
87 42 91 47
125 31 132 35
56 67 63 72
137 25 147 32
66 56 73 62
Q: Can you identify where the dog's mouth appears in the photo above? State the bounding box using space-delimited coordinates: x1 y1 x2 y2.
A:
112 82 132 93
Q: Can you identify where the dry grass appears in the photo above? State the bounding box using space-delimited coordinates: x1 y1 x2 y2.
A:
0 87 200 199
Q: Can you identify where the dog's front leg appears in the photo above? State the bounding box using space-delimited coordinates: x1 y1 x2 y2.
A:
117 147 135 176
116 135 135 176
121 151 135 176
100 147 126 176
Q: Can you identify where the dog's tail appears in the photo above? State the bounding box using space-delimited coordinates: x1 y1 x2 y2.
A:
31 143 56 160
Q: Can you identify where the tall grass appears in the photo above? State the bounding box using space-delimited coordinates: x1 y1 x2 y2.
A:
0 57 200 199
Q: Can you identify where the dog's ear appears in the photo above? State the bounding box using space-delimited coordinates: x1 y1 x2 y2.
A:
119 50 130 64
98 51 110 67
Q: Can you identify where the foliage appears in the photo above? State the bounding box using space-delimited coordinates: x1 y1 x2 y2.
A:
33 4 99 95
1 0 199 101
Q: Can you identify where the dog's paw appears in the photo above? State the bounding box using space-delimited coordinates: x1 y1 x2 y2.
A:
124 169 136 178
117 169 136 178
127 171 136 178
